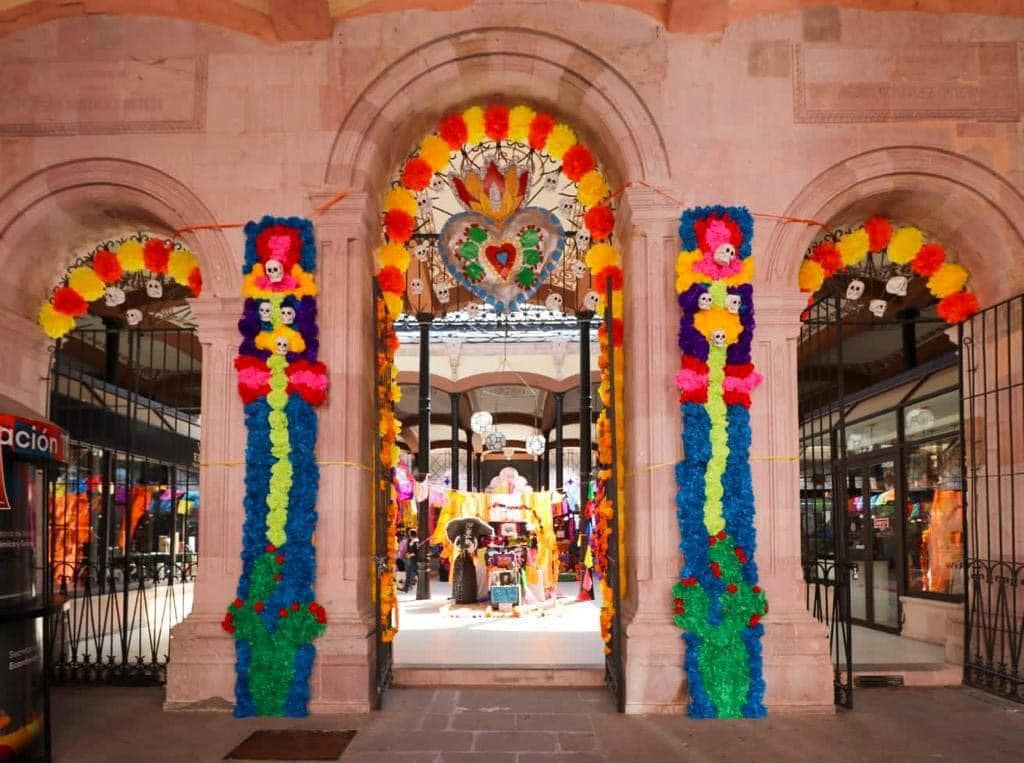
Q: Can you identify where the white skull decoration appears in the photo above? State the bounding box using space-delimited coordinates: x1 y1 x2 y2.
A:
711 329 728 348
258 302 273 322
885 276 908 297
265 259 285 283
697 292 714 310
414 243 430 262
713 243 736 267
145 278 163 299
125 308 143 326
845 279 865 301
868 299 888 318
582 290 600 312
576 230 591 250
572 261 588 279
280 306 296 325
430 175 446 193
725 294 742 314
544 174 559 190
545 293 564 311
558 198 575 215
409 278 424 296
274 335 290 356
104 287 126 307
434 282 451 304
466 304 481 319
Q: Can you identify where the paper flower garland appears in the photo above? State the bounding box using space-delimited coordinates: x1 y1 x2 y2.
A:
798 217 979 324
38 235 202 339
375 103 625 649
674 206 768 719
223 216 329 717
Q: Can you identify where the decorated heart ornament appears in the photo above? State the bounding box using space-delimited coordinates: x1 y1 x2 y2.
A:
439 207 565 312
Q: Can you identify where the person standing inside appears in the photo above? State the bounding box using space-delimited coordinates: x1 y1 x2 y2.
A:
402 529 420 593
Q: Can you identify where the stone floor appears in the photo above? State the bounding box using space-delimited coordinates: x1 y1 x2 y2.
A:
51 683 1023 762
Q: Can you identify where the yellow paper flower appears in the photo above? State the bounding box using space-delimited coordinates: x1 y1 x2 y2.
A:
675 250 702 293
382 291 404 317
462 106 485 145
837 228 870 266
798 259 825 293
67 267 105 301
255 326 306 354
546 123 576 160
168 249 198 285
584 243 619 272
116 240 144 271
888 226 924 264
38 303 76 339
722 256 755 286
577 170 609 207
384 187 418 217
418 134 451 173
376 243 411 272
508 105 535 142
693 308 743 346
927 262 969 298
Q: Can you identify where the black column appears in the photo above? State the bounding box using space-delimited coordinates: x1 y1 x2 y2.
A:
415 313 433 600
578 312 593 502
450 391 461 490
554 392 565 491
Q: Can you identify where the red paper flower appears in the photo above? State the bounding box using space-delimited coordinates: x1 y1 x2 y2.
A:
233 598 244 609
221 612 235 634
726 583 738 594
93 249 123 284
53 286 88 316
748 614 761 627
710 562 722 578
584 205 615 241
255 224 301 269
937 291 980 323
682 577 698 586
717 530 726 540
254 601 265 613
810 241 842 276
864 216 893 251
275 573 283 581
911 243 946 277
143 239 170 273
376 265 405 294
734 547 748 564
275 554 285 565
384 209 414 243
438 113 468 148
528 112 556 150
188 266 202 296
594 266 623 293
265 543 276 553
752 586 761 593
708 535 718 547
402 158 433 192
278 608 288 618
597 317 623 347
290 602 300 611
484 105 510 141
562 144 595 182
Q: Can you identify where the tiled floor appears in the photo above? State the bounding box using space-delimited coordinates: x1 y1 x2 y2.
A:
394 581 604 668
851 625 947 667
50 684 1024 762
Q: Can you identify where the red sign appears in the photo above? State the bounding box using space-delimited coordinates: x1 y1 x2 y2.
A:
0 414 67 463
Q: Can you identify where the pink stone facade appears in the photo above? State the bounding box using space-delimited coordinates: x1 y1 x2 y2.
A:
2 2 1023 714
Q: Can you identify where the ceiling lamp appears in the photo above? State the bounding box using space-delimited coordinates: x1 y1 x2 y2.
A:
470 411 493 433
525 434 546 456
484 430 507 452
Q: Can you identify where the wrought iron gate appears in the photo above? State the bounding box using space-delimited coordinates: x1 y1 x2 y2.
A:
961 293 1024 704
47 325 200 684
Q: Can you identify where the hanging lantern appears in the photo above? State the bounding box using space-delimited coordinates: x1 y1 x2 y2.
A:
525 434 545 456
484 430 507 452
470 411 493 433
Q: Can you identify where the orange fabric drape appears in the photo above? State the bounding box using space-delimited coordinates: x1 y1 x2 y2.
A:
49 486 92 585
118 486 154 550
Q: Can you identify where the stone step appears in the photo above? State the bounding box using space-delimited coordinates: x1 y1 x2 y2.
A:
852 663 963 687
392 666 607 688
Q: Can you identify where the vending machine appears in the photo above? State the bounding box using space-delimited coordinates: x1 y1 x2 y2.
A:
0 407 67 763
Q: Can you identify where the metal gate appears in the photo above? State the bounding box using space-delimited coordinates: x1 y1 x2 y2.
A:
961 293 1024 704
47 325 200 684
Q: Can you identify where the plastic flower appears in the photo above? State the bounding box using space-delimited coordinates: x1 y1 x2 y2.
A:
864 216 893 251
936 291 980 323
888 226 924 265
38 303 76 339
52 286 88 316
545 123 577 160
376 265 405 294
837 228 870 266
168 249 198 285
577 170 609 207
585 243 619 271
384 209 415 243
143 238 171 273
927 262 969 298
809 241 842 276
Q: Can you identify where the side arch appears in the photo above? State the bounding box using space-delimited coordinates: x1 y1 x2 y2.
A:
0 158 236 321
763 146 1024 307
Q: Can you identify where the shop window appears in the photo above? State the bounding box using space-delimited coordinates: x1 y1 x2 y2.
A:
904 438 963 596
845 411 898 454
904 389 960 442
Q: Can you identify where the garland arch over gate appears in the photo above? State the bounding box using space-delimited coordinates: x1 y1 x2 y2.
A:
372 103 627 652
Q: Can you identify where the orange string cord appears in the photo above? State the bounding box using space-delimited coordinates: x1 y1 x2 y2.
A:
173 222 245 235
312 190 350 216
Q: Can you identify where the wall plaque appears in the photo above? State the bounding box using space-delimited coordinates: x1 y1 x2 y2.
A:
0 56 207 136
794 43 1020 123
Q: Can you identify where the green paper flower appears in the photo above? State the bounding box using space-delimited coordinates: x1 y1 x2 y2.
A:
459 241 480 261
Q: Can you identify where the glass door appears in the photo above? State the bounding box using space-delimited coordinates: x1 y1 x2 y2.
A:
844 455 900 631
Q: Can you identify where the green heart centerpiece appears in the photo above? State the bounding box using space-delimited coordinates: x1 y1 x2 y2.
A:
439 206 566 312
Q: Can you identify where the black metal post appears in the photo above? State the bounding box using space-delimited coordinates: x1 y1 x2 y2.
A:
415 313 433 600
897 307 919 369
554 392 565 491
450 392 461 490
578 313 593 500
475 452 483 491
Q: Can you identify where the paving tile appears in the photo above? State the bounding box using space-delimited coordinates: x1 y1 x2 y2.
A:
455 688 590 714
517 713 593 731
471 731 559 752
346 730 474 753
517 754 608 763
556 732 599 752
419 712 454 731
449 710 517 730
343 754 439 763
440 754 516 763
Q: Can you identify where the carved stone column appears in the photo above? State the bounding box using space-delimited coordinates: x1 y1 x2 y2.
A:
165 295 248 709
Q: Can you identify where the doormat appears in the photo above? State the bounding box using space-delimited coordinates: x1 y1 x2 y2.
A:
224 730 356 760
854 675 904 688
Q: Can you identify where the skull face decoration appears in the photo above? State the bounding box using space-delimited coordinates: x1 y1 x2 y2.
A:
582 290 600 312
868 299 887 318
697 292 714 311
146 278 163 299
572 261 588 279
265 259 285 283
279 306 296 325
258 302 273 322
104 287 126 307
885 276 908 297
434 282 451 304
712 243 736 267
711 329 728 347
125 308 143 326
545 292 564 312
725 294 742 314
409 278 424 296
430 175 447 193
846 279 865 301
414 243 430 262
466 304 481 319
274 335 290 356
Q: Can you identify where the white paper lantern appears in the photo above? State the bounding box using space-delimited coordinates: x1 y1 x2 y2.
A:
525 434 545 456
470 411 493 433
